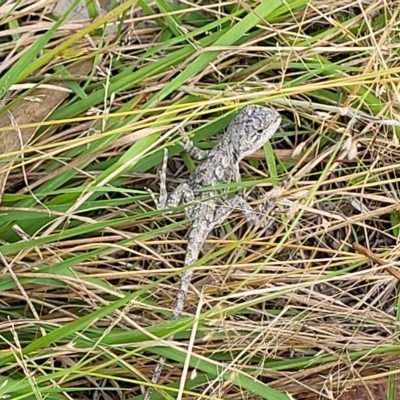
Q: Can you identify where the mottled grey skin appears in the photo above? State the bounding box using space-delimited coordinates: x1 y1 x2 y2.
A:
145 105 281 399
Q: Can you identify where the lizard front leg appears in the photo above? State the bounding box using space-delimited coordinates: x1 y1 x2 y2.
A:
157 148 195 210
179 137 210 160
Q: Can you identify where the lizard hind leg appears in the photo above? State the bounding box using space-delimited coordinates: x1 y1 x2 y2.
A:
220 195 275 229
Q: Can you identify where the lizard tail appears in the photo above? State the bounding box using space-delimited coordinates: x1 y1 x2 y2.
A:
144 231 205 398
143 357 166 400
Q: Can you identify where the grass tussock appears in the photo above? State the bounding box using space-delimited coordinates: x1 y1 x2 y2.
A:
0 0 400 399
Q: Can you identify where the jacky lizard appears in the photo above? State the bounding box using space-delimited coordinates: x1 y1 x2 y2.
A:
145 104 282 398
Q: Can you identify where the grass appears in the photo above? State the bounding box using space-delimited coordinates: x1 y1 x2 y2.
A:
0 0 400 399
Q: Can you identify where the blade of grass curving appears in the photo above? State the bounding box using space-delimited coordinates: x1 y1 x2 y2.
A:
49 23 233 121
49 0 276 124
145 0 284 107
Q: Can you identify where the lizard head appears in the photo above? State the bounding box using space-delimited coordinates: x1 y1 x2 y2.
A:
225 105 281 161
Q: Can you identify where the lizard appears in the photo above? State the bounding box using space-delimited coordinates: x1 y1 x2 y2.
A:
144 104 282 399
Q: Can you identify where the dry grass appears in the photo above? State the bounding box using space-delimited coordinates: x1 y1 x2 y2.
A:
0 0 400 399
